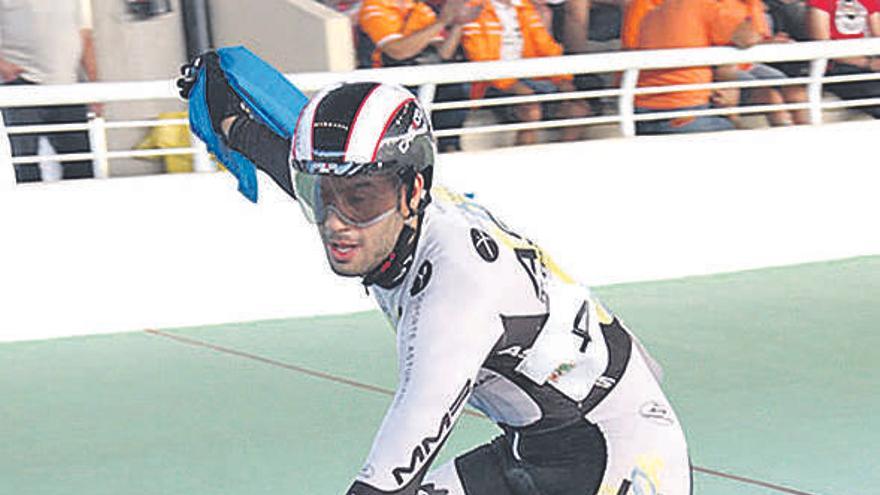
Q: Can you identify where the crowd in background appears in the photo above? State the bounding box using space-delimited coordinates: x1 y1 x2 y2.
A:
323 0 880 142
2 0 880 184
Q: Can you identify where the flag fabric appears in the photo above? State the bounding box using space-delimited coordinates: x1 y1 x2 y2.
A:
187 46 308 202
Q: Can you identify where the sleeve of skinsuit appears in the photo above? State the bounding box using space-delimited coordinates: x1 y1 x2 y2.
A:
345 239 504 495
225 116 296 200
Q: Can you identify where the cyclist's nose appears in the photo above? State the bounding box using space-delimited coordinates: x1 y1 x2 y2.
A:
322 207 354 231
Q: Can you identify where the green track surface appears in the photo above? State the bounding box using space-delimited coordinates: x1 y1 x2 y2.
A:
2 256 877 495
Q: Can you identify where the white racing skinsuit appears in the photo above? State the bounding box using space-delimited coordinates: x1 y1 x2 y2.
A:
348 187 691 495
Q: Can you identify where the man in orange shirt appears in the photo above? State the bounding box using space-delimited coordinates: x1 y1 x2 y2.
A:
359 0 482 150
621 0 663 49
633 0 763 134
461 0 590 145
627 0 808 127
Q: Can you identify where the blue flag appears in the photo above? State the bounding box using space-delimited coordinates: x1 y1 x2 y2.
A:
187 46 308 202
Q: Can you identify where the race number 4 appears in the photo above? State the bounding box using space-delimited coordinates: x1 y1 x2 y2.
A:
571 301 590 352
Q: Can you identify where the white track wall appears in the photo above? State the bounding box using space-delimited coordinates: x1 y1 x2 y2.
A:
1 121 878 342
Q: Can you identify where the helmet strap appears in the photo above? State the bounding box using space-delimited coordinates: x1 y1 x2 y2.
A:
417 166 433 212
362 214 424 289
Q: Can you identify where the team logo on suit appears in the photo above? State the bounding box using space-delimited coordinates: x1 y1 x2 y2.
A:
470 229 499 262
410 260 433 296
639 400 674 426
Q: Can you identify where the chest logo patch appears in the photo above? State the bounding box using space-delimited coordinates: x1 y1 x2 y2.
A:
410 260 433 296
639 400 674 426
470 228 499 262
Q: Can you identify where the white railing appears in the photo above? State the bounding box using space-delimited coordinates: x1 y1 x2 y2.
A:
1 38 880 188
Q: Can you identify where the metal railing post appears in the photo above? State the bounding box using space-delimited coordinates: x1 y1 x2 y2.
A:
190 131 215 172
87 113 110 178
808 58 827 125
619 68 640 137
417 83 437 120
0 111 15 188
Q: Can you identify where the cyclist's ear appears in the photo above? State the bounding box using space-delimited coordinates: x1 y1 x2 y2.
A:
404 173 425 217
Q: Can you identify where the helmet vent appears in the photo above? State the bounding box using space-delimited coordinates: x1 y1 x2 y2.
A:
311 82 380 159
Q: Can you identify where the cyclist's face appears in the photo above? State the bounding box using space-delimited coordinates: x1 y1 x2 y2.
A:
316 173 402 227
318 176 418 277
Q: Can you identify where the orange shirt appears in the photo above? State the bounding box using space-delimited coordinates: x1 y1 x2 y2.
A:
461 0 571 97
359 0 441 67
736 3 771 70
635 0 762 109
621 0 665 49
750 2 771 38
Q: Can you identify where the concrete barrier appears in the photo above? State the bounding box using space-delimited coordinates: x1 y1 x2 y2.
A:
1 121 878 342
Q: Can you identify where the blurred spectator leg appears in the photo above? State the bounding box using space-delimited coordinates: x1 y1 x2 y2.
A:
824 63 880 119
432 83 469 152
782 85 810 125
635 105 736 135
559 98 591 141
2 77 41 182
768 61 811 125
710 84 742 128
44 104 94 180
574 73 606 115
514 101 543 145
750 86 794 125
511 79 562 145
737 64 800 126
3 104 41 183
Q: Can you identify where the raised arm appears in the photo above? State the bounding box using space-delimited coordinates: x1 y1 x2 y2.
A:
177 52 296 199
225 117 295 199
435 1 484 61
563 0 591 54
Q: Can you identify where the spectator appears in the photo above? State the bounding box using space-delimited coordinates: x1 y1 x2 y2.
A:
0 0 99 183
633 0 764 134
358 0 481 151
461 0 591 145
733 6 810 126
759 0 815 120
807 0 880 118
550 0 627 114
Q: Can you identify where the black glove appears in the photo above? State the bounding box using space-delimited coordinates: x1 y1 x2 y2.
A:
176 51 248 138
176 53 204 100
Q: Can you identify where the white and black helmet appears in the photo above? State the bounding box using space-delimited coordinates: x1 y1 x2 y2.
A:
289 82 435 186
